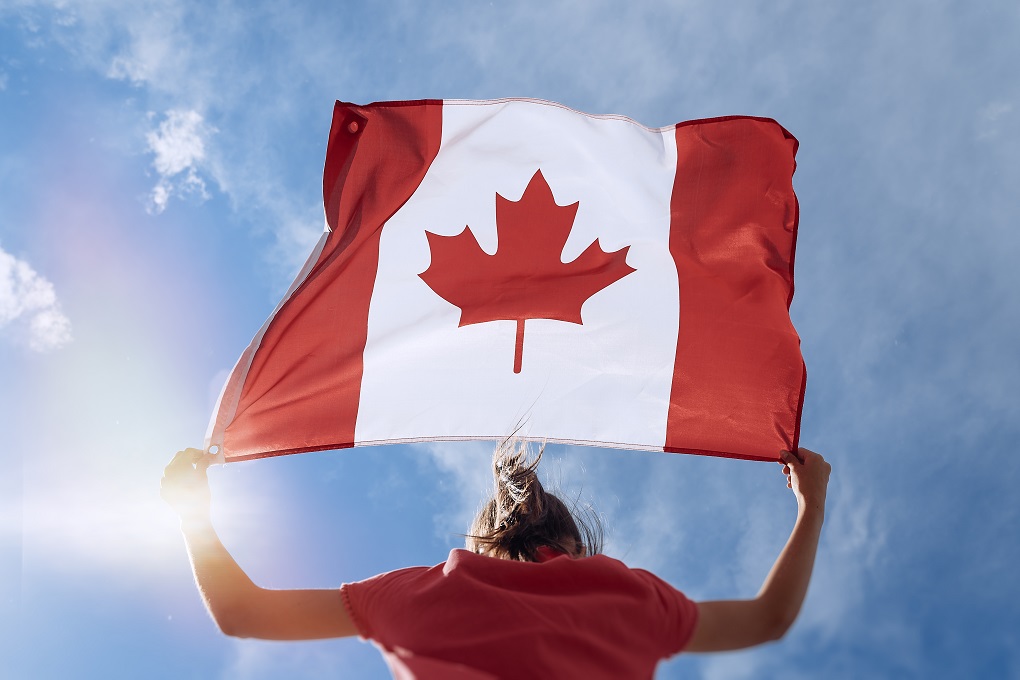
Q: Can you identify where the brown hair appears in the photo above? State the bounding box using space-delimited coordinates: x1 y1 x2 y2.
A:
466 439 604 562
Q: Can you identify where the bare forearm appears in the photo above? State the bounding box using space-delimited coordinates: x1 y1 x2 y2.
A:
162 448 356 641
755 502 824 634
686 448 830 653
180 514 260 634
178 514 357 640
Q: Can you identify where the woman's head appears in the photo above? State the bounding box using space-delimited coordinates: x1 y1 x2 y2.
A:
466 439 603 562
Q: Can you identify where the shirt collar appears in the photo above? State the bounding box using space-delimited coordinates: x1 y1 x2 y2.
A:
535 546 569 562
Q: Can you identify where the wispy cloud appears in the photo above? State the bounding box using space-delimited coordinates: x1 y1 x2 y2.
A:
419 441 494 544
4 0 331 281
145 108 214 214
419 439 614 552
976 100 1013 140
0 244 71 351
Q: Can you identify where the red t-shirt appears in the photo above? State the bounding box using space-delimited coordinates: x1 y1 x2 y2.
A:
341 548 699 679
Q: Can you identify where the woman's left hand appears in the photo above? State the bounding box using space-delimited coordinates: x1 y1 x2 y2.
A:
160 447 215 523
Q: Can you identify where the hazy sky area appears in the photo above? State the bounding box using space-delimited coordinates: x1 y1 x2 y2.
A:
1 1 1018 678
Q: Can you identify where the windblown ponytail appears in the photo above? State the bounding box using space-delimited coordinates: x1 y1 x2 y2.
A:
467 439 603 562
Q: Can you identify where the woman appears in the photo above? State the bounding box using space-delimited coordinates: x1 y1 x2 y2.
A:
161 442 830 678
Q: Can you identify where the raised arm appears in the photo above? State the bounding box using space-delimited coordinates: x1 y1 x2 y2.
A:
161 448 357 640
684 447 831 653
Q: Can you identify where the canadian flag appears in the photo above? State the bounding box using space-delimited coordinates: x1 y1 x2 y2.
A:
207 99 804 463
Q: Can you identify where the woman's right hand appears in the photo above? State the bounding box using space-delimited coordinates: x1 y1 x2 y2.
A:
780 448 830 514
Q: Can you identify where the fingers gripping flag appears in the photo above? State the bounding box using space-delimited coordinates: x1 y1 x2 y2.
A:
207 99 804 463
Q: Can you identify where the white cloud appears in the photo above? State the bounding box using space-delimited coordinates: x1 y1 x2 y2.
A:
420 441 494 543
419 438 618 552
145 108 214 214
31 0 327 277
0 244 72 351
793 478 886 639
976 100 1013 140
262 211 330 299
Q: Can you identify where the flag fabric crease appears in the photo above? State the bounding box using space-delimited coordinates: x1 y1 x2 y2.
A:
207 98 804 463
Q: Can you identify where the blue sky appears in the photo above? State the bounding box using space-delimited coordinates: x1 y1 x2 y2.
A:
1 1 1018 678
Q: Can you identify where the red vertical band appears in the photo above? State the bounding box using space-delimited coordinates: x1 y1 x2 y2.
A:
222 100 444 461
514 319 525 374
665 117 803 462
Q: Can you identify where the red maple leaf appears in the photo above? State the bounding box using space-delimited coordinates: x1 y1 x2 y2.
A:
419 169 636 373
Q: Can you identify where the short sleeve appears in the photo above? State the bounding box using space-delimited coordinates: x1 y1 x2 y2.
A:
630 568 700 657
341 566 432 643
339 582 371 640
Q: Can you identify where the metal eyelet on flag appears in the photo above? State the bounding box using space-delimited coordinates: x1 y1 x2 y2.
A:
347 120 360 134
205 443 226 465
